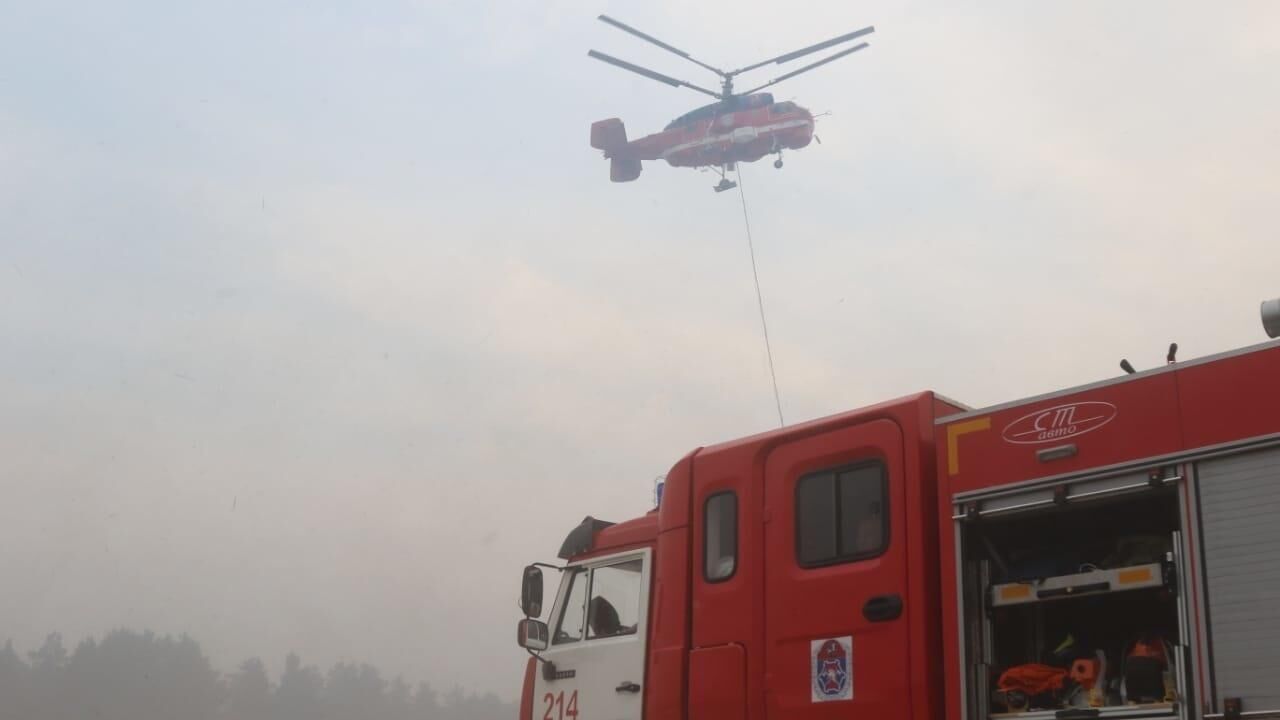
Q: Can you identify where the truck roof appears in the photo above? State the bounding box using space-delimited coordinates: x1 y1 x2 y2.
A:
700 391 967 455
564 512 660 562
562 392 973 562
938 337 1280 426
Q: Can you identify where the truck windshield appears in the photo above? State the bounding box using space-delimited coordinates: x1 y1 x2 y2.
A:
553 568 588 644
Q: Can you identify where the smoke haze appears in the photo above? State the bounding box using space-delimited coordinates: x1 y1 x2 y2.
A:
3 0 1280 706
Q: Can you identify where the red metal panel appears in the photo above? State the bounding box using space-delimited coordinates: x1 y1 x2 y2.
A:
939 371 1183 495
761 418 910 720
659 452 697 533
583 515 660 559
1177 343 1280 448
519 657 535 720
934 395 969 419
689 445 759 648
937 471 964 720
646 527 689 720
689 458 754 648
909 396 946 720
688 644 747 719
643 453 697 720
687 393 936 720
690 441 765 720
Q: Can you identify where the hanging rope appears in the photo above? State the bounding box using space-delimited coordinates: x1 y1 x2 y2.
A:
735 167 785 427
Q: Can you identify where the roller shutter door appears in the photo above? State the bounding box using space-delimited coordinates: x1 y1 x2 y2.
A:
1198 446 1280 711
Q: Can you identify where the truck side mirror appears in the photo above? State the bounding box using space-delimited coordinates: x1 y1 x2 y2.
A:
517 618 549 652
520 565 544 617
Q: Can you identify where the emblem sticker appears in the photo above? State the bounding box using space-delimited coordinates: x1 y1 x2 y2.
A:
810 636 853 702
1001 401 1118 445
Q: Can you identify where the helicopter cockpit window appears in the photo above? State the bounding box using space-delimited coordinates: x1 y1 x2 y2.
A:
772 101 797 114
665 101 726 130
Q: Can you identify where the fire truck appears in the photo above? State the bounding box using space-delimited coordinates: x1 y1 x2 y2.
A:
515 299 1280 720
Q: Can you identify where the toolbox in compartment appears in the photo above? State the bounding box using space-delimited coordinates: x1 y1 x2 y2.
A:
958 485 1190 720
989 563 1168 608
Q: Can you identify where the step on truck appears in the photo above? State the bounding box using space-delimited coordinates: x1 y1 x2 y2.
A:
515 299 1280 720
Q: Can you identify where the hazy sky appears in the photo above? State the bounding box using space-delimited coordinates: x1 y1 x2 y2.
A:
3 0 1279 700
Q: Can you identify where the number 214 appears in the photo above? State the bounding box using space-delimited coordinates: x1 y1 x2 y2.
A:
543 690 578 720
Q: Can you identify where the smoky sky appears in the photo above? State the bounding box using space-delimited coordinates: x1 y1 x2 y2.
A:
3 0 1280 699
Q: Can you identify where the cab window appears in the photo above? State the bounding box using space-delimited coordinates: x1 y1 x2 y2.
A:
552 568 587 644
771 101 797 114
586 559 642 639
704 492 738 582
796 461 887 567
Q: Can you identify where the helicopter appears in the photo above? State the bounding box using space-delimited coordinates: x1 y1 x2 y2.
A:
588 15 874 192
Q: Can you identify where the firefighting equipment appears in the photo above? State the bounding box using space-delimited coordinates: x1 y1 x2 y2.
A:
1069 651 1108 707
999 663 1069 695
1124 636 1173 703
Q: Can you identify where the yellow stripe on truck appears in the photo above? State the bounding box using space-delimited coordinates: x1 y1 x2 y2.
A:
947 417 992 475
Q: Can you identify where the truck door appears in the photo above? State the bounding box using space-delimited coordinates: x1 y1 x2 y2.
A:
763 419 910 718
532 549 651 720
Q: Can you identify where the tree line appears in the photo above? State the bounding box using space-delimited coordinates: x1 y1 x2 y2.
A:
0 629 514 720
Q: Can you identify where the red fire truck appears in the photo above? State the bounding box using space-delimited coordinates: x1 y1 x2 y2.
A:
516 300 1280 720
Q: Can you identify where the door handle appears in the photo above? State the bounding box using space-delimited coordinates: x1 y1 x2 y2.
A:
862 593 904 622
615 681 642 694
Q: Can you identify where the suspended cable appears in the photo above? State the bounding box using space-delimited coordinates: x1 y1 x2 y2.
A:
735 167 785 427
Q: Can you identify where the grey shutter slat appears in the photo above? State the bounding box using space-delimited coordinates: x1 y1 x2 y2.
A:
1198 446 1280 711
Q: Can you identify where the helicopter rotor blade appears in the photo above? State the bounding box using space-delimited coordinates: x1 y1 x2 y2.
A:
597 15 727 77
729 25 875 77
738 42 870 95
587 50 723 99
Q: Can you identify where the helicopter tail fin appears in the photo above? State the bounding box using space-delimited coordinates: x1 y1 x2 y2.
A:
591 118 628 154
593 119 640 182
610 157 642 183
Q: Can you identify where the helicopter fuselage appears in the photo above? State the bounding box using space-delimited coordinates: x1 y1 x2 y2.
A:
591 95 815 181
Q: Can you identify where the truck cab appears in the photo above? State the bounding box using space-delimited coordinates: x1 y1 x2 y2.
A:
520 517 657 720
518 392 965 720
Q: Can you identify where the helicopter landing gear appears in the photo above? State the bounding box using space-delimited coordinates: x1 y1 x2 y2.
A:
773 153 784 169
712 165 737 193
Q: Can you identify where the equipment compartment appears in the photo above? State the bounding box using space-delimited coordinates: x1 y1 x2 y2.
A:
958 484 1190 720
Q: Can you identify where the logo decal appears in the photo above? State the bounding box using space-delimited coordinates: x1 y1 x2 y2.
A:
810 636 853 702
1001 401 1117 445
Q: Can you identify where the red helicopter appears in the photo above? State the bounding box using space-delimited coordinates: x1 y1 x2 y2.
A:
588 15 874 192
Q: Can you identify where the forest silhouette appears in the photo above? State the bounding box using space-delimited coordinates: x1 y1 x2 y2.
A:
0 629 514 720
